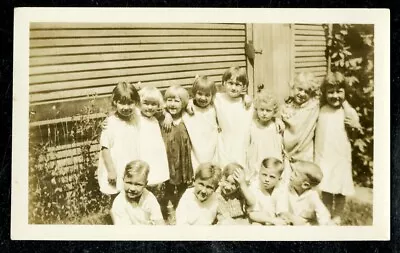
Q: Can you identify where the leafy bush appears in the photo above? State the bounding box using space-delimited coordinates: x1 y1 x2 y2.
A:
325 24 374 187
28 95 111 224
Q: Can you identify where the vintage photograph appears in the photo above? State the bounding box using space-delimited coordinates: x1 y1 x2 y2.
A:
12 8 390 240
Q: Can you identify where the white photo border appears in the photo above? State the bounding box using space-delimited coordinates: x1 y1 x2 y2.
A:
11 7 390 241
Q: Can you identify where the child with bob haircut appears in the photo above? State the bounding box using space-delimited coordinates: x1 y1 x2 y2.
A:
137 86 170 201
214 67 253 170
247 90 283 181
216 163 254 225
247 157 288 225
183 75 219 169
161 85 194 215
281 72 321 162
97 81 141 195
281 160 332 226
111 160 165 225
315 72 361 225
175 163 222 225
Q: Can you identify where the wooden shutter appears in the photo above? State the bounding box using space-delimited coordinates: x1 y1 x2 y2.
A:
292 24 327 81
29 23 247 124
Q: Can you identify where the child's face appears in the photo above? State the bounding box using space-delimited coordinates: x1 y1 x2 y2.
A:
256 102 275 124
165 96 183 116
293 83 311 105
123 173 147 202
259 167 281 191
220 175 239 196
194 178 216 202
115 100 136 118
224 78 244 98
194 90 212 108
289 168 310 194
141 99 159 117
326 87 345 108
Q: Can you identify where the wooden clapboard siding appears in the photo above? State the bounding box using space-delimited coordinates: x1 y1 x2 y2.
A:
292 24 328 79
29 22 247 119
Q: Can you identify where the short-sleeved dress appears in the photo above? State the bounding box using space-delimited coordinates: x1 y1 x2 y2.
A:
314 105 356 196
214 93 253 169
97 113 140 195
138 114 169 186
161 120 193 185
216 190 249 225
183 104 219 170
247 120 283 181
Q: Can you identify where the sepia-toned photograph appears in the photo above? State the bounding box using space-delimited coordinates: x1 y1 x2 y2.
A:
12 8 390 240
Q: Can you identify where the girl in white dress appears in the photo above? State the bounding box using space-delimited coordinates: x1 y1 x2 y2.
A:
97 81 141 196
315 72 362 225
137 87 170 199
213 67 253 171
183 76 219 170
247 91 283 181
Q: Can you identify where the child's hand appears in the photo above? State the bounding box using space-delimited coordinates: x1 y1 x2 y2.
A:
243 94 252 110
233 168 247 187
273 217 289 226
344 116 362 130
162 112 173 132
274 117 285 134
186 99 195 116
107 171 117 187
101 118 109 130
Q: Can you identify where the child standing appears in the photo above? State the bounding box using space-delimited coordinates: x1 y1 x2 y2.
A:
111 160 165 225
281 72 321 162
97 81 141 195
315 72 361 225
161 85 194 214
175 163 222 225
214 67 253 170
281 160 332 226
183 76 219 169
247 158 288 225
137 86 170 201
247 91 283 181
216 163 254 225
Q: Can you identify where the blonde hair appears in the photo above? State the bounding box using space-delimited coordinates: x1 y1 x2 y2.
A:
138 86 164 109
192 75 217 97
124 160 150 180
260 157 284 175
253 90 279 116
223 163 244 178
164 85 190 109
292 160 323 187
290 72 321 98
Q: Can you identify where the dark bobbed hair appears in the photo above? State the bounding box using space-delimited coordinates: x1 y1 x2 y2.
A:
222 67 249 88
112 81 140 106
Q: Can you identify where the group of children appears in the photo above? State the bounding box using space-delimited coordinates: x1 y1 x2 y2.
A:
97 66 362 226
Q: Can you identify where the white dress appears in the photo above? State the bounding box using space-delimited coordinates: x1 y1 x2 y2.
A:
183 105 219 170
214 93 253 170
247 120 283 180
314 105 355 196
97 113 140 195
138 114 170 185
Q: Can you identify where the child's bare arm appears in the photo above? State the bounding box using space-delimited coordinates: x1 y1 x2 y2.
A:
343 100 362 130
186 99 195 115
233 169 256 208
101 147 117 186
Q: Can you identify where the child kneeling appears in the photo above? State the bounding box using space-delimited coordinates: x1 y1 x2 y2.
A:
175 163 222 225
111 160 165 225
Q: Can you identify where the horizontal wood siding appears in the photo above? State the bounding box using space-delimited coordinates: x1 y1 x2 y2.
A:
293 24 328 80
29 23 247 117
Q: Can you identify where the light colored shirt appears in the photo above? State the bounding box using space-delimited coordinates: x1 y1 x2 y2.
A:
248 180 287 217
287 188 332 225
111 189 164 225
175 187 218 225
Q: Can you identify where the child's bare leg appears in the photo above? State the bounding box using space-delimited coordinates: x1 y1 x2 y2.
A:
333 194 346 224
321 191 334 215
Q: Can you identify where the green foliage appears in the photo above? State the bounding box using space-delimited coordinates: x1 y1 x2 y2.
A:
325 24 374 187
29 95 111 224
